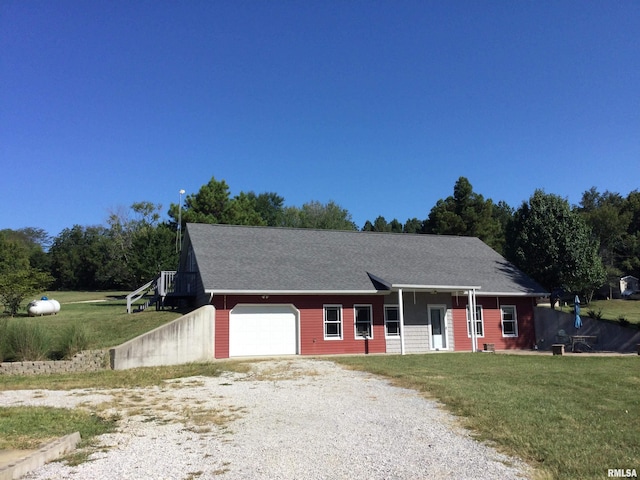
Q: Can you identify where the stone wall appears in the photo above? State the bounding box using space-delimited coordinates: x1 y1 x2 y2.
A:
0 350 109 376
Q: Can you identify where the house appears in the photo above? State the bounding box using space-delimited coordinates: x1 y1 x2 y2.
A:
620 275 639 297
173 223 547 358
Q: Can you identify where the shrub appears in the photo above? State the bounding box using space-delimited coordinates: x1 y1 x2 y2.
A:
618 316 630 327
587 308 603 320
7 322 51 361
57 323 90 359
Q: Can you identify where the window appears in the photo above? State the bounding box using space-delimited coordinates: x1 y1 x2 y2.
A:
501 305 518 337
384 305 400 337
324 305 342 340
466 305 484 337
354 305 373 339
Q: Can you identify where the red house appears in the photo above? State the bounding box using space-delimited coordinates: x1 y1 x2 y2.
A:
174 223 546 358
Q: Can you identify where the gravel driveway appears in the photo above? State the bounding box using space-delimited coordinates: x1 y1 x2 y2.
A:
2 359 532 479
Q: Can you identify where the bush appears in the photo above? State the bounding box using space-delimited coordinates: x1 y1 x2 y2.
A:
587 308 603 320
618 316 630 327
57 323 90 359
7 322 51 361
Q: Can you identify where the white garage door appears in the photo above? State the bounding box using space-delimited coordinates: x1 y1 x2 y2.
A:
229 305 298 357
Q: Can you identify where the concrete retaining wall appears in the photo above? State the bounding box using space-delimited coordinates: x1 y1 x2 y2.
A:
0 350 109 376
109 305 215 370
534 307 640 353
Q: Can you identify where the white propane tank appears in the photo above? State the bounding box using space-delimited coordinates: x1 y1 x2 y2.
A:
27 298 61 316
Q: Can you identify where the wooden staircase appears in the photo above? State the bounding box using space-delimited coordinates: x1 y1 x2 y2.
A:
126 271 176 314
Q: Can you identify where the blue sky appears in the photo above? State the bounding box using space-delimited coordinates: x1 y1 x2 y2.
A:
2 0 639 237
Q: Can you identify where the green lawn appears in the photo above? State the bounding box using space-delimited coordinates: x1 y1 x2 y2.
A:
554 298 640 326
334 353 640 480
4 291 183 353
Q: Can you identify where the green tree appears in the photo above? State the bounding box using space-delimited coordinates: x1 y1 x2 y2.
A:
49 225 109 290
249 192 285 226
403 218 424 234
0 232 52 315
102 202 178 288
362 216 403 233
0 228 51 272
282 201 357 230
373 216 392 232
169 176 235 226
620 190 640 277
424 177 505 252
168 177 284 228
506 190 606 299
578 188 631 297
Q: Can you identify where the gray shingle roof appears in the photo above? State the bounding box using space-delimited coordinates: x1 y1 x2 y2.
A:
184 223 547 295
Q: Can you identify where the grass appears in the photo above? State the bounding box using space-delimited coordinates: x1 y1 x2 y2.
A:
0 361 252 461
0 361 251 390
333 353 640 480
554 299 640 326
3 291 183 353
0 406 117 450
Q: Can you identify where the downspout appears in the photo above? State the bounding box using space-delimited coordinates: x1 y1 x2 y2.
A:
398 288 406 355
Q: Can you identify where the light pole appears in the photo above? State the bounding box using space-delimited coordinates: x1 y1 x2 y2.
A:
176 189 185 253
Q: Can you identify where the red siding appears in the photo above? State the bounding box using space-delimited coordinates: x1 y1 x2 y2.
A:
452 297 536 351
211 295 387 359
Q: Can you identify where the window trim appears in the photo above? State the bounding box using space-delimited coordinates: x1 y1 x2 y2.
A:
384 305 400 338
323 304 343 340
501 305 518 337
466 305 485 338
354 304 373 340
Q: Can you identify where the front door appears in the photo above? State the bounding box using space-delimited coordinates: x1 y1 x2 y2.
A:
429 306 447 350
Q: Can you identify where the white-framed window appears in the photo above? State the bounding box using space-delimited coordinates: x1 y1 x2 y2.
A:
384 305 400 337
466 305 484 338
354 304 373 339
324 305 343 340
501 305 518 337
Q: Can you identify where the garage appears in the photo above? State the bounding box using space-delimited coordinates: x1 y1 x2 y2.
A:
229 304 299 357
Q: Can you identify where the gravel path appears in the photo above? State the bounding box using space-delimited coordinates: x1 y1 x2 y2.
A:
1 359 532 479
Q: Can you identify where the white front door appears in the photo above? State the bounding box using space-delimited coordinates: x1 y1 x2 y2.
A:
429 306 447 350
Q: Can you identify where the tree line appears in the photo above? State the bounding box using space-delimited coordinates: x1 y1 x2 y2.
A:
1 175 639 314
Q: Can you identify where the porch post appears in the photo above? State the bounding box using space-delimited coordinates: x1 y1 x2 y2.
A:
468 288 477 352
398 288 406 355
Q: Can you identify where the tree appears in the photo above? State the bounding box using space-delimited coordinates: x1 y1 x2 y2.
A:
0 232 52 315
403 218 424 234
169 176 235 226
0 227 51 272
282 201 357 230
362 216 404 233
505 190 606 299
102 202 179 289
578 188 631 297
620 190 640 277
423 177 505 253
249 192 285 226
168 177 285 228
49 225 109 290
